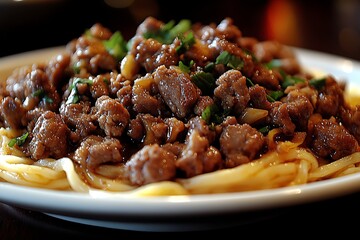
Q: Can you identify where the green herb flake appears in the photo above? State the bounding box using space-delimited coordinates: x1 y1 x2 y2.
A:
32 89 53 104
66 78 93 104
103 31 128 61
176 32 195 54
281 75 305 89
179 60 194 73
191 71 216 95
246 77 255 87
267 90 284 102
309 77 326 90
8 132 29 147
201 104 228 125
264 59 282 69
258 126 271 134
215 51 243 70
143 19 192 45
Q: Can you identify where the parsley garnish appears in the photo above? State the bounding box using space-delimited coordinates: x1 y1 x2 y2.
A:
267 90 284 102
309 77 326 90
191 71 216 95
179 60 194 73
201 104 230 125
103 31 128 61
66 78 93 104
215 51 243 70
32 89 53 103
281 75 305 89
8 132 29 147
143 19 191 44
176 32 195 54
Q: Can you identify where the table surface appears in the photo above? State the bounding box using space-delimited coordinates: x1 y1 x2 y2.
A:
1 0 360 238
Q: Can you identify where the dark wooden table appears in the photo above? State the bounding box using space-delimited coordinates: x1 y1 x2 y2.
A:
1 0 360 239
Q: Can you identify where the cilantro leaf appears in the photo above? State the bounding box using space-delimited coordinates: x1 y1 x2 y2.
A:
8 132 29 147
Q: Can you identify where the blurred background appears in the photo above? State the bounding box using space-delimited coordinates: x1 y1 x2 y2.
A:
0 0 359 61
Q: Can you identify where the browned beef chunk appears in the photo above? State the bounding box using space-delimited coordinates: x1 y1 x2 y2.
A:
127 117 144 141
194 96 215 116
311 117 359 161
125 144 177 185
341 105 360 143
135 16 163 36
68 35 117 75
131 74 168 116
0 97 27 129
269 101 296 136
249 84 272 110
285 92 314 131
6 67 60 111
250 64 282 90
137 113 168 145
176 117 222 177
27 111 70 160
90 74 110 99
214 69 250 116
73 135 123 171
94 95 130 137
45 53 71 87
59 101 97 142
316 76 345 118
153 65 200 119
132 38 179 73
220 123 265 168
89 23 113 40
164 117 185 143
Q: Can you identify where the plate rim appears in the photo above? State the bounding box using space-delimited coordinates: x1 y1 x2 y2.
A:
1 46 360 225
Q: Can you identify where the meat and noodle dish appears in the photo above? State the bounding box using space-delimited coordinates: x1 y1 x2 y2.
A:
1 17 360 196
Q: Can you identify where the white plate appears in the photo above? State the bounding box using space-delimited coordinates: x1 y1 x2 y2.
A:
1 47 360 232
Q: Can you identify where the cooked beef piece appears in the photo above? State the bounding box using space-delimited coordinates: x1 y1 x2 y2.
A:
94 95 130 137
73 135 123 171
153 65 200 119
59 101 97 142
125 144 177 185
26 111 70 160
316 76 345 118
220 123 265 168
0 97 27 129
311 117 359 161
176 116 222 177
214 69 250 116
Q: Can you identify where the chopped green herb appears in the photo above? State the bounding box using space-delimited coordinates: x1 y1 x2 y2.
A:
143 19 192 44
191 71 216 95
201 104 230 125
103 31 128 61
309 77 326 90
176 32 195 54
281 75 305 89
103 78 110 85
204 62 215 72
246 77 255 87
32 89 53 104
179 60 194 73
215 51 243 70
265 59 282 69
258 125 271 134
267 90 284 102
8 132 29 147
66 78 93 104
